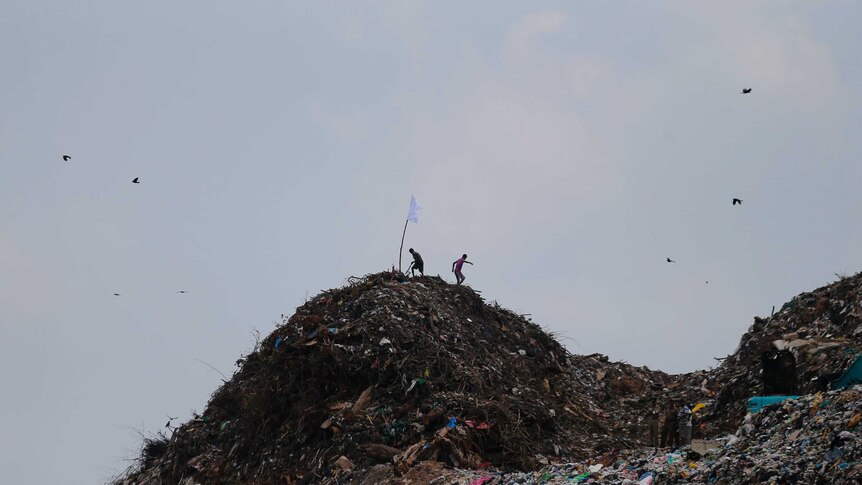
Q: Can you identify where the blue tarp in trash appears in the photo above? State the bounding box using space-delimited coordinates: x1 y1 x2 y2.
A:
832 353 862 390
747 395 800 413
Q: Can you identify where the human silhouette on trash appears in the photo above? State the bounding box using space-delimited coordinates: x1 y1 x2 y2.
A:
660 401 679 448
452 254 473 285
677 403 693 447
407 248 424 277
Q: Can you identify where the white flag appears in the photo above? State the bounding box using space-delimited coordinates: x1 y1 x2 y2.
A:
407 195 422 223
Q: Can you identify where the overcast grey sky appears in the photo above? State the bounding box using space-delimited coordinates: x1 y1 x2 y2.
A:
2 1 861 482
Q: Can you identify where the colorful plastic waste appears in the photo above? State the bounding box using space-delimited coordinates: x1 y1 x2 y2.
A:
746 395 800 413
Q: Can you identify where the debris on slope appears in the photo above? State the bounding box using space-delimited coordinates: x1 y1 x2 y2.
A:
346 387 862 484
709 273 862 429
118 272 687 484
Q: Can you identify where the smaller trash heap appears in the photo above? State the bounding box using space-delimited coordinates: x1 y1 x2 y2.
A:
118 272 685 484
708 273 862 430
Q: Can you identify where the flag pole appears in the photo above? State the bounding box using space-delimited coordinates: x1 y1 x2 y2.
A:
398 218 409 271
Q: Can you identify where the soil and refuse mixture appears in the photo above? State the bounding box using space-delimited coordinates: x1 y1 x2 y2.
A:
117 271 862 484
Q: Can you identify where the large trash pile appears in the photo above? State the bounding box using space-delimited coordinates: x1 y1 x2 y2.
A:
340 387 862 484
117 272 685 485
708 273 862 429
116 271 862 484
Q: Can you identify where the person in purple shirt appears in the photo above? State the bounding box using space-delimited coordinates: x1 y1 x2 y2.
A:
451 254 473 285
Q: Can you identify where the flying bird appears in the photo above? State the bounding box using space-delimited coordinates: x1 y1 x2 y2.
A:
132 177 140 184
732 198 742 205
667 258 676 263
62 155 71 161
741 88 752 94
165 415 178 428
176 290 189 294
113 293 121 296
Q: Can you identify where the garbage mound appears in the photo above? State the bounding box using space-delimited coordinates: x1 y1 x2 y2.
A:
709 272 862 429
117 272 681 484
348 387 862 484
116 271 862 484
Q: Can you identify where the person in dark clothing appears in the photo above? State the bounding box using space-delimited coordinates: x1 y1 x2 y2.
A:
408 248 424 276
659 403 679 448
647 416 660 448
646 401 660 448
